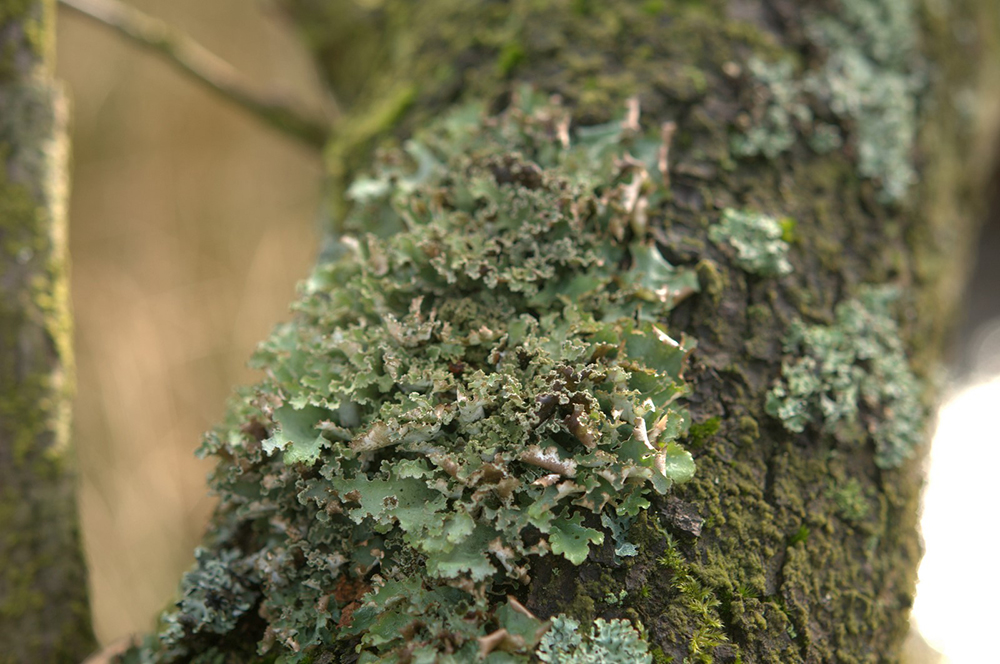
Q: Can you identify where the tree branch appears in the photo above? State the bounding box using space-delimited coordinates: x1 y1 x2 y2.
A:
0 0 96 660
59 0 335 149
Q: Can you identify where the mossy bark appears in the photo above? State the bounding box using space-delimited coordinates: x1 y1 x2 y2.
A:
0 1 95 661
276 2 996 659
123 1 997 662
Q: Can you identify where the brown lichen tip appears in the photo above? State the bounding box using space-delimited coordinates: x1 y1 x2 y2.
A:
138 92 701 663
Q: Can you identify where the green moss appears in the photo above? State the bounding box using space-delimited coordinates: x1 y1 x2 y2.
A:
497 41 527 76
827 478 871 522
737 416 759 446
765 286 924 468
688 417 720 447
655 533 728 662
695 259 724 305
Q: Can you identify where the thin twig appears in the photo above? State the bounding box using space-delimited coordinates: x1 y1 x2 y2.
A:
59 0 335 149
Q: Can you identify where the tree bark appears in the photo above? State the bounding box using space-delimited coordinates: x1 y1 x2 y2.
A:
0 0 95 661
118 1 999 662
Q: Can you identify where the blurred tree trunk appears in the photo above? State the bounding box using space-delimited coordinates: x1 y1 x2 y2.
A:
0 0 94 662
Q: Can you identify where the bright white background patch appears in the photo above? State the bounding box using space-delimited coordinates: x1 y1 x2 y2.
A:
912 372 1000 662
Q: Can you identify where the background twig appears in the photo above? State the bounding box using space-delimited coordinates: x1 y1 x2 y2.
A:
60 0 335 149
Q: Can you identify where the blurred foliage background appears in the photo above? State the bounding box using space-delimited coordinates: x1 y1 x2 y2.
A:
57 0 323 644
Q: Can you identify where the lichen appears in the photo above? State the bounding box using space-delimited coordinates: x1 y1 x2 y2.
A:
731 57 811 161
765 286 924 468
708 208 792 277
733 0 921 203
136 94 700 663
536 616 653 664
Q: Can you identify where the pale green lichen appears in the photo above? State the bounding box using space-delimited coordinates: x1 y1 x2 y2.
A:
536 616 653 664
734 0 921 203
708 208 792 277
135 94 699 663
765 286 924 468
731 58 812 160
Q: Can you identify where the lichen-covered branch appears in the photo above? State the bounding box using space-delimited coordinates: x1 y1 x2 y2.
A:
121 0 999 662
0 0 95 661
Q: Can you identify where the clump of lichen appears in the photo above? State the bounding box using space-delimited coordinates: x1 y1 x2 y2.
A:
537 616 653 663
765 286 924 468
731 58 814 160
733 0 921 203
708 208 792 277
135 94 698 663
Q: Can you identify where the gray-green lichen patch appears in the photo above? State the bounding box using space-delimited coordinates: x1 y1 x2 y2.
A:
731 57 812 160
135 94 700 663
536 615 653 663
733 0 921 203
765 286 924 468
708 208 792 277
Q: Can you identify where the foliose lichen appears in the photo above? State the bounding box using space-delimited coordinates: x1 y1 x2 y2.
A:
136 93 697 663
733 0 921 203
708 208 792 277
536 616 653 664
765 286 924 468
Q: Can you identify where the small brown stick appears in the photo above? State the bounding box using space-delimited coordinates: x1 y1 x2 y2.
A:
59 0 336 149
622 95 641 133
658 120 677 188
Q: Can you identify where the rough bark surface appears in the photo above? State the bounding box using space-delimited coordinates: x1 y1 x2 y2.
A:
119 1 998 663
0 0 95 661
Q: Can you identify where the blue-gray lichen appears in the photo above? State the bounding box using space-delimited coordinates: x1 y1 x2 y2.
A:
734 0 921 203
731 57 812 160
765 286 924 468
708 208 792 277
137 94 699 663
536 616 653 664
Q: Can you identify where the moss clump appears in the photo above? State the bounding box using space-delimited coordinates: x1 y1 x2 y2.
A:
654 533 727 663
765 286 924 468
708 209 792 278
827 478 871 522
136 94 700 663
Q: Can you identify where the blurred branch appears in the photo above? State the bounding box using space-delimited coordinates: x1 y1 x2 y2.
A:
59 0 336 149
0 1 96 659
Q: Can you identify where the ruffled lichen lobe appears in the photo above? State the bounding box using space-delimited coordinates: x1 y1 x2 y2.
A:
133 94 698 663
